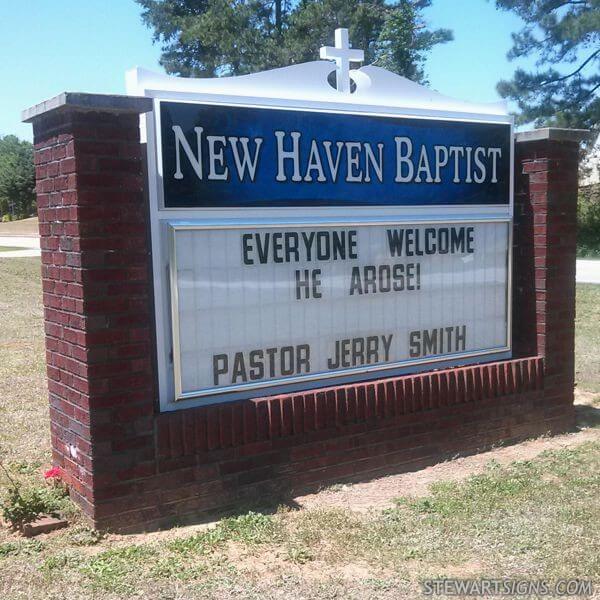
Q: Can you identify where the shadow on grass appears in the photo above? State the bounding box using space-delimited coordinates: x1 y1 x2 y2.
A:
575 402 600 429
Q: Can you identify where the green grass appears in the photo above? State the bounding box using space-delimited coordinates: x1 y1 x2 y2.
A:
77 514 280 593
0 259 48 469
392 446 599 578
279 445 599 581
575 284 600 393
0 246 24 253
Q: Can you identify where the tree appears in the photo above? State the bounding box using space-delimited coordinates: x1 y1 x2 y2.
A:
494 0 599 132
0 135 36 220
373 1 453 83
137 0 452 83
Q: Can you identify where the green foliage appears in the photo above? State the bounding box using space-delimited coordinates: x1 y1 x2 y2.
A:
405 461 540 517
0 539 45 559
0 542 20 557
82 545 158 593
68 525 105 546
8 460 43 475
398 446 598 527
1 485 46 529
166 527 227 555
218 510 280 544
137 0 452 83
74 512 279 591
494 0 599 132
40 552 82 573
0 135 36 220
286 545 315 563
165 511 279 558
0 479 69 530
77 512 279 593
373 0 452 83
578 189 600 257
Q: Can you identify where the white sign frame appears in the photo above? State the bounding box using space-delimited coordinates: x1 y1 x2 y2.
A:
126 63 514 411
169 218 512 402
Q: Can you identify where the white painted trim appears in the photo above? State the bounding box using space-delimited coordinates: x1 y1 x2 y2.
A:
127 64 509 121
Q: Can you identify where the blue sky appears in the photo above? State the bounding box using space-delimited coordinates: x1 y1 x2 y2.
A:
1 1 538 141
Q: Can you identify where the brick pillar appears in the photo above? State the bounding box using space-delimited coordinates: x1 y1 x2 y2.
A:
513 128 587 412
23 94 154 525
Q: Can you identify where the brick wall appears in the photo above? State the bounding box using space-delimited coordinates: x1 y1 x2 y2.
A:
25 98 582 532
27 97 156 518
513 131 581 413
100 357 557 531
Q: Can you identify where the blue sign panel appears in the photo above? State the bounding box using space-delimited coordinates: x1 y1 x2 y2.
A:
159 101 510 208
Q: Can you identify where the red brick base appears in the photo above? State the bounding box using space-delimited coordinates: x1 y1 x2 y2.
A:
23 97 582 532
98 356 576 532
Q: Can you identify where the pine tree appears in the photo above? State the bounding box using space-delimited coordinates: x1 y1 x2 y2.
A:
137 0 452 83
495 0 599 132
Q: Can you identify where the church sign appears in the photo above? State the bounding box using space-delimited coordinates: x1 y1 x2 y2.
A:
128 29 513 409
23 25 581 532
160 102 509 208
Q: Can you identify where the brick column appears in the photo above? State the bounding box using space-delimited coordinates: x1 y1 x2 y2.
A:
23 94 154 524
513 128 587 413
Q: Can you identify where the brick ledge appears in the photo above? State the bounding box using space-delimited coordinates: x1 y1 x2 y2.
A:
157 356 544 459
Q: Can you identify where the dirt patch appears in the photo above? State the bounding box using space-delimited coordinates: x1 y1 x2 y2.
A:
293 390 600 513
227 544 385 587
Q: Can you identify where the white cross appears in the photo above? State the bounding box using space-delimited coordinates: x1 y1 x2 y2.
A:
320 28 364 93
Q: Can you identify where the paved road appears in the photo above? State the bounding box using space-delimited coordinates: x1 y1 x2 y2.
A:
0 248 41 258
0 235 40 248
0 235 41 258
577 259 600 284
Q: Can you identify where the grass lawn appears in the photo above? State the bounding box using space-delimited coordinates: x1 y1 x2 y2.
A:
0 247 25 253
576 284 600 393
0 258 598 599
0 259 48 467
